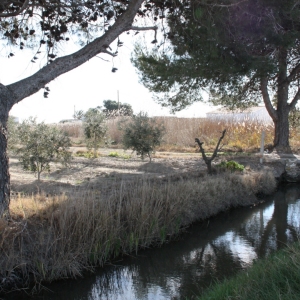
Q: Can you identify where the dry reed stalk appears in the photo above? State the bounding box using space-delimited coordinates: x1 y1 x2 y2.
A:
0 169 276 293
56 117 300 153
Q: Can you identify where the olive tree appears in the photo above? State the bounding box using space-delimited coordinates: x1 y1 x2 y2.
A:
7 116 19 153
120 112 165 162
16 118 72 181
0 0 159 216
83 107 107 157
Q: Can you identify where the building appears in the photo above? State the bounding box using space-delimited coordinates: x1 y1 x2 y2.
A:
206 106 272 123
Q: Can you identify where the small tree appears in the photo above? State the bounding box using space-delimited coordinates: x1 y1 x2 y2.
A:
103 100 133 117
16 118 72 181
83 108 107 157
121 112 165 162
7 116 19 153
195 130 226 174
73 110 84 120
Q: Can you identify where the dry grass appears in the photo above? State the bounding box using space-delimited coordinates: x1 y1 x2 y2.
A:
57 117 300 153
0 169 276 293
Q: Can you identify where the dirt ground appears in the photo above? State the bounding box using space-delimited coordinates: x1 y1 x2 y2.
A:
9 147 287 196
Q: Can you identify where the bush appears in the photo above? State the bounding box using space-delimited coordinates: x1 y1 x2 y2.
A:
120 112 165 161
74 150 96 158
83 107 107 157
108 151 131 159
7 116 19 152
217 160 245 172
16 118 72 180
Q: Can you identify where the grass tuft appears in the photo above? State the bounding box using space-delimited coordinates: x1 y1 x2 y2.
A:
199 242 300 300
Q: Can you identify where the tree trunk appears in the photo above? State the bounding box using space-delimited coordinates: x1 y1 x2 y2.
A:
261 48 292 153
273 48 291 152
273 104 290 151
0 87 11 218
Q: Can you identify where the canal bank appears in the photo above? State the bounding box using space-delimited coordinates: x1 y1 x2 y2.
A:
1 153 300 297
4 183 300 300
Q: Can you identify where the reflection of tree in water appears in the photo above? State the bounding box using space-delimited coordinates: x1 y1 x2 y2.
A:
256 185 300 257
121 185 300 299
18 185 300 300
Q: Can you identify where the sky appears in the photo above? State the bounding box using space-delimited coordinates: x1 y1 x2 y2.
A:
0 31 216 124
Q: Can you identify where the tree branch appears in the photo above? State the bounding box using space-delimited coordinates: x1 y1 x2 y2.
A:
102 49 117 57
260 77 278 121
6 0 144 106
130 25 158 42
195 129 226 174
0 0 30 17
287 63 300 83
289 87 300 111
130 26 158 31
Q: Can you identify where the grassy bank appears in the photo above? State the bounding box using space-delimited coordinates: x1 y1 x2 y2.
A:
198 241 300 300
0 169 276 293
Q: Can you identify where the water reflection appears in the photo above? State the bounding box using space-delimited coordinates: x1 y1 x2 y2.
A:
6 184 300 300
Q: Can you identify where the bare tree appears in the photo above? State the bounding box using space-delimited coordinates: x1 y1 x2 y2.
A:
195 130 226 174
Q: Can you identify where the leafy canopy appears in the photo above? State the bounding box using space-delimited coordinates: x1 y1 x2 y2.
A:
120 112 165 161
103 100 133 117
132 0 300 111
83 107 107 157
0 0 167 62
16 117 72 180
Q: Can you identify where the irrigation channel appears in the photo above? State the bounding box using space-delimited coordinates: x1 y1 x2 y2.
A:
6 183 300 300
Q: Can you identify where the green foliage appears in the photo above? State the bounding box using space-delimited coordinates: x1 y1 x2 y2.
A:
103 100 133 117
133 0 300 109
16 118 72 180
217 160 245 172
83 107 107 158
74 150 97 158
73 110 84 120
120 112 165 161
199 242 300 300
108 151 131 159
289 107 300 130
132 0 300 148
7 116 19 152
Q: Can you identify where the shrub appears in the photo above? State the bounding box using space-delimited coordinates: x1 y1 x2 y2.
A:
7 116 19 152
108 151 131 159
83 107 107 157
16 118 72 180
217 160 245 172
120 112 165 161
74 150 96 158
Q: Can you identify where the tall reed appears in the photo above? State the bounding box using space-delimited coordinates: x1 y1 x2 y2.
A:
0 169 276 292
57 117 300 153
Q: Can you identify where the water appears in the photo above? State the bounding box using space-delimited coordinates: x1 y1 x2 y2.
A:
5 184 300 300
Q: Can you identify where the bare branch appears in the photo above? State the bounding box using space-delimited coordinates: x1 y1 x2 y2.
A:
102 49 117 57
95 56 110 62
260 77 277 121
131 25 158 42
130 26 158 31
7 0 145 106
195 129 226 174
289 87 300 111
287 63 300 83
0 0 30 17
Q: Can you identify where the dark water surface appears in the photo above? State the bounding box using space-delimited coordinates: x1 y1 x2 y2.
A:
5 184 300 300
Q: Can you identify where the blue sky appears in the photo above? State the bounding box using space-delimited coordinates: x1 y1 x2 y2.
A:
1 31 215 123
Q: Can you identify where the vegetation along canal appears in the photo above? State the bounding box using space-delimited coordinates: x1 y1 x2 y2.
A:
7 183 300 300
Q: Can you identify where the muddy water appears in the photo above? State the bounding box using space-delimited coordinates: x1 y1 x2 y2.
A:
7 184 300 300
